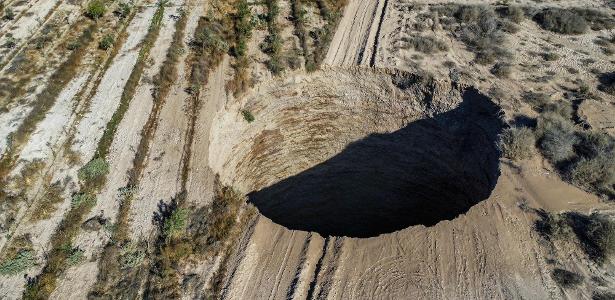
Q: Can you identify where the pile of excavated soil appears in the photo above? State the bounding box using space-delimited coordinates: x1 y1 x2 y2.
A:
210 68 504 237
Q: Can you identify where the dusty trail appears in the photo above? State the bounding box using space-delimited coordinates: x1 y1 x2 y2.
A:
323 0 382 66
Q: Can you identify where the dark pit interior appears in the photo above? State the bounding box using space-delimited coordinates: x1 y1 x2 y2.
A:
249 89 504 238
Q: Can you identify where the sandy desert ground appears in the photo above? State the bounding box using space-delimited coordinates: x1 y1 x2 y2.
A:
0 0 614 299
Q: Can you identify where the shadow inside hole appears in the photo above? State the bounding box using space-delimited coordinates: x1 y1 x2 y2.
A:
248 89 505 238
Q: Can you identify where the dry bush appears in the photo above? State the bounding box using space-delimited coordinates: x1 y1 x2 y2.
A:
505 5 525 23
30 183 64 221
593 292 615 300
542 101 573 119
536 211 615 265
499 127 535 161
536 111 578 164
403 36 448 53
534 8 588 34
491 62 513 78
551 268 583 288
228 0 254 96
451 5 511 64
572 8 615 31
290 0 309 68
598 72 615 95
566 131 615 198
566 212 615 264
146 180 245 298
543 52 559 61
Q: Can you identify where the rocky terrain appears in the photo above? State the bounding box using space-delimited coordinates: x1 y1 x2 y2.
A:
0 0 613 299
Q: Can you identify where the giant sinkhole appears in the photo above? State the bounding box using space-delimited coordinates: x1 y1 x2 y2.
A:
210 68 504 238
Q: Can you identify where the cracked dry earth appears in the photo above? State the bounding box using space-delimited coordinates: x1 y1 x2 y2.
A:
0 0 614 299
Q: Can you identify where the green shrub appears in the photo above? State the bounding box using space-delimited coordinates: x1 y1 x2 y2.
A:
78 158 109 183
499 127 535 161
551 268 583 288
163 208 187 240
241 110 254 123
534 8 588 34
3 36 16 48
98 34 114 50
86 0 106 20
119 242 145 269
231 0 253 58
0 250 36 275
67 248 85 266
3 8 15 21
71 193 96 209
67 40 81 50
114 2 132 19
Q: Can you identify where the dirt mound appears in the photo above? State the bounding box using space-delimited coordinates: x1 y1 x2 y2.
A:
210 68 504 237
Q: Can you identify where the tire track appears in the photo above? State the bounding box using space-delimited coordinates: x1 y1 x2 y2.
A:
369 0 388 67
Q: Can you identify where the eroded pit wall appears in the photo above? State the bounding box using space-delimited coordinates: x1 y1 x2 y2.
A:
210 68 457 192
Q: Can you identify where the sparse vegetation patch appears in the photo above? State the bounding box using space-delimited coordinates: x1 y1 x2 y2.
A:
538 10 583 33
433 4 511 65
78 158 109 184
402 36 448 53
535 211 615 265
0 250 36 276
